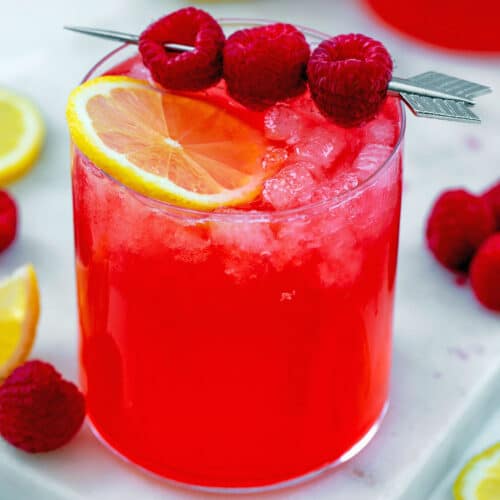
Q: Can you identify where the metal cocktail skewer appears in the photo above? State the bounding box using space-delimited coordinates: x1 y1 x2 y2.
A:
64 26 192 53
62 26 476 105
64 25 492 123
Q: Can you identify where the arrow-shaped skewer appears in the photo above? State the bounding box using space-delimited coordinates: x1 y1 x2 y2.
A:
64 25 492 123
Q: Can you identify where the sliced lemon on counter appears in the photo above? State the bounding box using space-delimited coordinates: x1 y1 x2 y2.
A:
0 264 40 381
454 443 500 500
0 88 44 185
66 76 268 209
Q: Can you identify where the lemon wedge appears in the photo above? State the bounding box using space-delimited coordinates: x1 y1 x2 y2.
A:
0 88 44 185
0 264 40 381
454 443 500 500
66 76 268 209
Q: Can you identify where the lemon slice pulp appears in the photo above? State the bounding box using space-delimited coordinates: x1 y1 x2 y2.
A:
66 76 268 209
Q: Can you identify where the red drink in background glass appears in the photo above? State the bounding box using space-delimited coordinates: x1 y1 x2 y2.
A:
71 22 405 491
365 0 500 53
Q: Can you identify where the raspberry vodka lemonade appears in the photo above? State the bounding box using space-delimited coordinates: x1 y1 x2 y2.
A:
67 8 404 490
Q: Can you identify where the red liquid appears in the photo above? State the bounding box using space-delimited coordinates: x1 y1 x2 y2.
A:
365 0 500 53
72 51 404 488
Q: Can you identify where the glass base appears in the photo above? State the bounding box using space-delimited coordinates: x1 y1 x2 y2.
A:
88 401 389 494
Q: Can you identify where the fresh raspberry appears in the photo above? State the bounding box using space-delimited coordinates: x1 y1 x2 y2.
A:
0 361 85 453
470 234 500 311
426 189 496 271
139 7 225 91
0 191 17 253
307 33 393 127
482 181 500 229
223 23 310 110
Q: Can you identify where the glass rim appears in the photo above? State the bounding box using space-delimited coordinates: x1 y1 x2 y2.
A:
79 18 406 224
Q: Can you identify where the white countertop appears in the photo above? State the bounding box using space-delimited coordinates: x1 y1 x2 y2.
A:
1 1 499 499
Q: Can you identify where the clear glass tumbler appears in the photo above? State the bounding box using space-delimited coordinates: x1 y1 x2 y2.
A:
71 20 405 492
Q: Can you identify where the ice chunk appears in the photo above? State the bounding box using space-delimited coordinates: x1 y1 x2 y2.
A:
262 147 288 177
292 92 325 124
210 216 277 256
274 216 316 270
317 251 363 287
362 118 397 146
167 225 210 264
317 223 364 288
293 127 346 170
310 185 335 204
262 163 317 210
352 144 393 181
275 205 364 287
210 220 278 281
327 172 360 197
264 104 304 144
125 60 152 81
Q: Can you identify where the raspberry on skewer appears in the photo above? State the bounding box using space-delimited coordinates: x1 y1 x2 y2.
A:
138 7 225 91
223 23 310 110
307 33 393 127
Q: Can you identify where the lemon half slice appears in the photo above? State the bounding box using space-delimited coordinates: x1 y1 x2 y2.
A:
0 264 40 381
0 88 44 185
454 443 500 500
66 76 268 209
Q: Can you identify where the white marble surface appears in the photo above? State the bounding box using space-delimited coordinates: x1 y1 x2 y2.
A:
1 1 499 499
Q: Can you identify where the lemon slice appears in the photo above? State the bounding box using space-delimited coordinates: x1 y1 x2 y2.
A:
0 88 44 185
0 264 40 381
454 443 500 500
66 76 268 209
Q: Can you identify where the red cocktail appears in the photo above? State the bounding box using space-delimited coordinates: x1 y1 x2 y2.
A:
71 21 404 490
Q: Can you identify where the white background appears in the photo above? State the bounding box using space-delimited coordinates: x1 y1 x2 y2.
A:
0 1 499 499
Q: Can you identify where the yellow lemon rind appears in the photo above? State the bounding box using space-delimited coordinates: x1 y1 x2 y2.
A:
454 442 500 500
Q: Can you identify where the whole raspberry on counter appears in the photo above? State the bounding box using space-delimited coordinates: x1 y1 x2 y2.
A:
470 234 500 312
307 33 393 127
0 360 85 453
482 181 500 230
426 189 496 271
0 191 17 253
223 23 310 110
139 7 225 91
